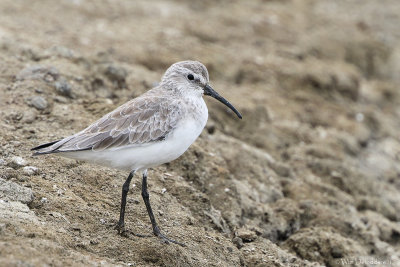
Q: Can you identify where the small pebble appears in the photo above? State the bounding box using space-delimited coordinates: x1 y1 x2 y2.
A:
21 110 37 124
54 96 68 103
40 197 48 203
54 78 72 97
16 65 59 81
355 112 364 122
0 159 5 166
236 228 257 242
8 156 27 169
90 239 99 245
11 141 21 147
331 247 343 258
104 64 127 88
31 96 48 110
224 188 230 193
232 237 244 249
161 188 167 194
23 166 39 175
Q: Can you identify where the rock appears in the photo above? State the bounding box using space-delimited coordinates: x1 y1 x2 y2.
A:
31 96 48 110
0 200 38 224
0 159 5 166
331 247 344 258
236 228 257 242
16 65 59 82
7 156 27 169
54 95 68 103
21 110 37 124
23 166 39 176
54 78 73 97
103 64 128 88
0 178 34 204
232 237 244 249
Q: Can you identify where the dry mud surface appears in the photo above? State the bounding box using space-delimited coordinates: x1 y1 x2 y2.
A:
1 0 400 266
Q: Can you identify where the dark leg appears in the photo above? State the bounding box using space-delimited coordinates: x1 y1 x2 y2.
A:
141 170 185 246
115 170 135 233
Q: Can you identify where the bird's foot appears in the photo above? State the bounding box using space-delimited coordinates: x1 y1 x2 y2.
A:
114 221 185 245
114 222 151 238
153 226 186 247
114 220 125 234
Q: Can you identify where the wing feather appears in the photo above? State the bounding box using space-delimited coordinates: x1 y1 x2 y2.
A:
54 93 183 152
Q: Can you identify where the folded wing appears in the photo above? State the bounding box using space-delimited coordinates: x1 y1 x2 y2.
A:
33 94 183 155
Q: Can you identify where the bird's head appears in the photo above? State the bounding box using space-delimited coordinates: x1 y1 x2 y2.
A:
161 60 242 119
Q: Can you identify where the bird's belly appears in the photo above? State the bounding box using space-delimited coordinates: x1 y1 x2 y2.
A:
60 116 206 171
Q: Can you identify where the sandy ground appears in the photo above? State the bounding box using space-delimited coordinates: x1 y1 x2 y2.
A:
1 0 400 266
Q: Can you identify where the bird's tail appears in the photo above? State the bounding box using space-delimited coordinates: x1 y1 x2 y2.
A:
31 140 62 155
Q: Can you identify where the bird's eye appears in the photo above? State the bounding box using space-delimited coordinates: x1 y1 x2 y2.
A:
187 74 194 81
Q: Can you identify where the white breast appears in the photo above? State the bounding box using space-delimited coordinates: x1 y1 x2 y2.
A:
60 97 208 171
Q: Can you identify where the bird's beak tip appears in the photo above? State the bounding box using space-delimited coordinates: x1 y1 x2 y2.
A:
204 84 242 120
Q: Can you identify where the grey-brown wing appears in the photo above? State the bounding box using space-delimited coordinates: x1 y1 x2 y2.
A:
55 96 183 152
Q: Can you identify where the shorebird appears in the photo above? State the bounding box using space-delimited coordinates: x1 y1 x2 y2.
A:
32 60 242 246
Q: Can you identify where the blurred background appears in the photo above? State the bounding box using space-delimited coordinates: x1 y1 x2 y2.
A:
0 0 399 266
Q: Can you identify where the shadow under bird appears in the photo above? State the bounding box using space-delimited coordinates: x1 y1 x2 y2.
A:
32 60 242 246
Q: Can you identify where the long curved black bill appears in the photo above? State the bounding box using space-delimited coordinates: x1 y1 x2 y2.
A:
204 84 242 119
